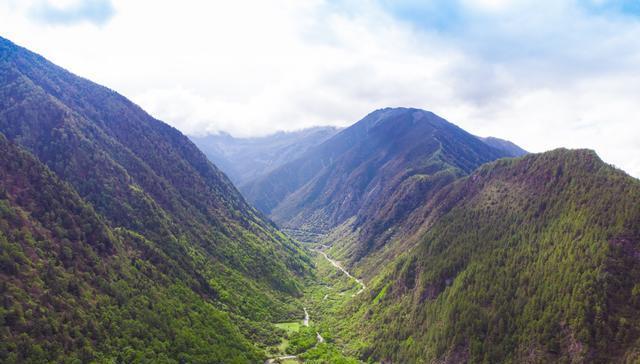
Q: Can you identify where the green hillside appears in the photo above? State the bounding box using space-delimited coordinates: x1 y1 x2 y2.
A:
349 149 640 363
0 135 268 362
0 36 312 363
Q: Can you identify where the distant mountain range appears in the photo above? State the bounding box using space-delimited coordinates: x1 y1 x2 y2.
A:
477 135 528 157
190 126 340 187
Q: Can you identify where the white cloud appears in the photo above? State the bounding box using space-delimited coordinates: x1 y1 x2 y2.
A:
462 0 515 12
0 0 639 177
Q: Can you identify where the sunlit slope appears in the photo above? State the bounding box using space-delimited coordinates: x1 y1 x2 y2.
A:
353 149 640 363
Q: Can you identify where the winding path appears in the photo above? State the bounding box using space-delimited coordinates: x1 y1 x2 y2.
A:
315 249 366 296
266 249 359 363
304 307 325 345
266 308 323 364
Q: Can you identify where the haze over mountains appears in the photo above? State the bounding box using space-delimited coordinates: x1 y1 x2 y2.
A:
191 126 340 187
1 35 639 364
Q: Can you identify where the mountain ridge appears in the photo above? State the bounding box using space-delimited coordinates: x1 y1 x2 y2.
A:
344 148 640 363
243 107 520 263
477 135 528 157
0 133 269 362
0 35 310 362
4 33 637 364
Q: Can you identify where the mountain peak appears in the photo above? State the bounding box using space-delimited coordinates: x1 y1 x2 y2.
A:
355 145 640 363
347 107 451 138
365 106 436 122
0 34 13 45
472 147 612 186
244 106 515 237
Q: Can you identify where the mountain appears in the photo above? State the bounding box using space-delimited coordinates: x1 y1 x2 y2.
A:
243 108 519 246
0 134 266 363
0 36 310 362
5 33 637 364
479 136 528 157
190 126 340 187
347 149 640 363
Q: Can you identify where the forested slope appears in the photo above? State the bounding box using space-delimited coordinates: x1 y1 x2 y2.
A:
0 36 311 362
350 149 640 363
0 135 269 362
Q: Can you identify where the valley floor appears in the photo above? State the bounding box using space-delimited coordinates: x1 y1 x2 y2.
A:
264 246 365 363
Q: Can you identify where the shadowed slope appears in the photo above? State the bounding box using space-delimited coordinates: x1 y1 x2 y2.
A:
244 108 517 268
0 36 312 362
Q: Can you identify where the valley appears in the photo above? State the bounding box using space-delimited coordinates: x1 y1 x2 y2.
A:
315 248 366 297
265 247 365 363
2 34 640 364
220 109 640 363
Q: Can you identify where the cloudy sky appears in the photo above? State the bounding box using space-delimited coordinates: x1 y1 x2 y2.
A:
1 0 639 177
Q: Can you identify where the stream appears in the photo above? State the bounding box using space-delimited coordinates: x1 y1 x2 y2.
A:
266 249 360 363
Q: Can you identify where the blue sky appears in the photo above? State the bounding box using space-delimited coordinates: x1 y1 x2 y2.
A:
384 0 640 29
0 0 639 177
30 0 114 25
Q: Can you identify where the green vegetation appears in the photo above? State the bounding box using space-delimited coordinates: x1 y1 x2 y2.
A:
3 35 640 364
286 326 318 355
245 108 510 236
271 321 302 354
263 249 365 363
0 36 311 362
347 150 640 363
299 344 361 364
0 136 265 362
275 322 302 333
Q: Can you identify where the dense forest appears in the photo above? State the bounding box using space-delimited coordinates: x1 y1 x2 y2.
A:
0 135 270 362
345 149 640 363
0 36 311 362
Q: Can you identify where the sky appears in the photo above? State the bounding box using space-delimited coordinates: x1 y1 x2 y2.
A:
1 0 639 178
